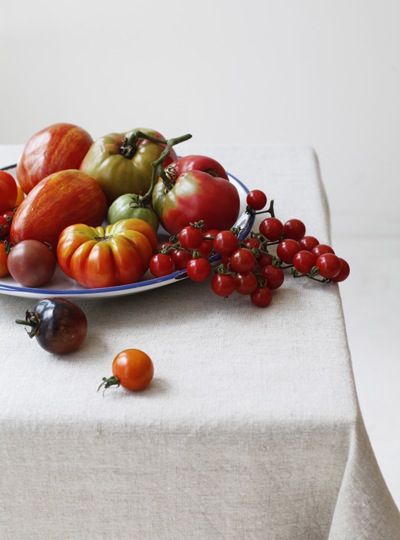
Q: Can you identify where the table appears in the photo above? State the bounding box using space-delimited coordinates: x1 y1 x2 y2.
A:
1 145 399 540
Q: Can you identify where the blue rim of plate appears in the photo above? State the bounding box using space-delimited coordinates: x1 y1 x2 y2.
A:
0 168 255 295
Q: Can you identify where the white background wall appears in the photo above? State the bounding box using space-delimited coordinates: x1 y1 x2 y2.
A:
2 0 399 503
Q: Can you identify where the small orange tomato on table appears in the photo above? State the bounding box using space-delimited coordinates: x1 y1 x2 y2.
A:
99 349 154 393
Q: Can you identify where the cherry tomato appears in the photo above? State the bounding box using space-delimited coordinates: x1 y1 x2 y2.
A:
276 239 301 264
211 273 236 297
171 249 192 269
186 257 211 282
312 244 335 257
0 171 17 213
316 253 341 279
150 253 175 277
197 239 213 258
331 258 350 282
259 218 283 241
283 219 306 240
0 241 10 277
229 248 256 272
16 298 87 354
251 287 272 307
178 225 203 249
8 240 56 287
213 231 239 256
246 189 267 210
299 236 319 251
292 250 317 274
243 237 260 250
258 253 273 267
99 349 154 392
261 265 284 289
235 272 258 295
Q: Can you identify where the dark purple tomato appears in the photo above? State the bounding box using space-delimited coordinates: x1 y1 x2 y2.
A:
16 298 88 354
8 239 56 287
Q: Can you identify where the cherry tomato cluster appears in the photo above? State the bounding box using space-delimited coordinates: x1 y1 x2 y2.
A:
149 189 350 308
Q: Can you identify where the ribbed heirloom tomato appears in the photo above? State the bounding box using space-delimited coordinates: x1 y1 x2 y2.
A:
57 218 157 288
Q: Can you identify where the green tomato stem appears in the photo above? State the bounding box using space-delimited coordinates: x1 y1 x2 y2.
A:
139 133 192 204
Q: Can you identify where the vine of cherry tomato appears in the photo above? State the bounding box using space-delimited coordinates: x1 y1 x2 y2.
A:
148 188 350 309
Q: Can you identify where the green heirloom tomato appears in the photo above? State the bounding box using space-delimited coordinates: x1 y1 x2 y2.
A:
107 194 159 231
80 128 177 204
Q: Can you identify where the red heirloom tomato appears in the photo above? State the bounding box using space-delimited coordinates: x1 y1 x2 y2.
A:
152 156 239 235
10 170 107 249
17 123 93 194
81 128 177 203
0 171 18 213
57 218 157 288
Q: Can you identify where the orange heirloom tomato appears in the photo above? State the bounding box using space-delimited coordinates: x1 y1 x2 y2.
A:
57 218 157 288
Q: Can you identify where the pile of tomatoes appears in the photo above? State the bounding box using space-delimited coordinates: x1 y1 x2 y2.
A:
0 122 243 289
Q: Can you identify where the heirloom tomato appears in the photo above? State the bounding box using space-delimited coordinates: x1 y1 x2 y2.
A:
0 171 17 213
16 298 87 354
57 218 157 288
80 128 177 204
7 240 56 287
107 194 159 231
17 123 93 193
152 155 239 235
10 170 107 249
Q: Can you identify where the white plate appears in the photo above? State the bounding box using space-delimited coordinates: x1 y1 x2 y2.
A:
0 167 254 299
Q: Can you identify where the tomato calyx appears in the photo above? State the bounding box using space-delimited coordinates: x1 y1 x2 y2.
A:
15 310 41 338
98 375 120 393
119 130 169 159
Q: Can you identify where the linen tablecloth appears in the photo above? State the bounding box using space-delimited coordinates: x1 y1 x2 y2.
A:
0 144 399 540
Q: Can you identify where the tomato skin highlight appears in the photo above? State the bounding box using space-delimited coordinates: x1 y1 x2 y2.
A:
112 349 154 391
17 123 93 194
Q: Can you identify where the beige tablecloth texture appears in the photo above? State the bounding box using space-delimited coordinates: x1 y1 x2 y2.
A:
0 145 399 540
